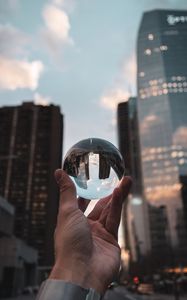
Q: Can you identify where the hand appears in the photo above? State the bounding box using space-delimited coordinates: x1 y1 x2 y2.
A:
49 169 132 294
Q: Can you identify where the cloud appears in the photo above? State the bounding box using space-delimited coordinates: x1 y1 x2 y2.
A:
0 24 29 57
34 92 51 106
101 88 129 111
0 23 44 91
43 4 71 42
0 56 44 90
41 3 73 58
100 54 136 111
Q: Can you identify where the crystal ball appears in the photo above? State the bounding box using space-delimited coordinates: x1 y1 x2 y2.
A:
63 138 125 200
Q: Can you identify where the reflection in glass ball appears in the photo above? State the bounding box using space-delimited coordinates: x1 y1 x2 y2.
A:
63 138 125 200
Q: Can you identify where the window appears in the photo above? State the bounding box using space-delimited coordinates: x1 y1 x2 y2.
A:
160 45 168 51
139 71 145 77
148 34 154 40
145 49 152 55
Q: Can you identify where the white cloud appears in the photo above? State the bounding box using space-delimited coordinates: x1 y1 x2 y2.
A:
41 4 73 57
34 92 51 106
101 88 129 111
100 54 136 111
43 4 71 42
0 23 44 91
0 56 44 90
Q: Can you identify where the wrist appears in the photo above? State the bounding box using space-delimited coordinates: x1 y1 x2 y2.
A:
49 263 107 294
49 263 89 287
36 279 101 300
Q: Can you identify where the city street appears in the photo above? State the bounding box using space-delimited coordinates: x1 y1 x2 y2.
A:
1 286 187 300
104 286 187 300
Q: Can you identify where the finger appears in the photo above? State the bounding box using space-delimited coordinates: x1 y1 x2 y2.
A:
54 169 78 210
97 185 125 226
87 194 111 221
105 176 132 238
77 197 91 213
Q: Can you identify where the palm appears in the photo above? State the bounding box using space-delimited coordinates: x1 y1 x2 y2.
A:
61 206 121 292
89 219 121 284
67 196 122 290
52 170 131 294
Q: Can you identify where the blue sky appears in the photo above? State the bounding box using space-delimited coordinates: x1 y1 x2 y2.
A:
0 0 186 156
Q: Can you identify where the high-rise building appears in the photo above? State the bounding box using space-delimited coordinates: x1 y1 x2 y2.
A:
117 98 143 194
117 98 150 263
137 9 187 267
147 204 171 269
0 102 63 266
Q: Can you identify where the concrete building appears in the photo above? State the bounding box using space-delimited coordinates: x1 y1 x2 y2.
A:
0 196 37 298
0 102 63 266
0 195 14 237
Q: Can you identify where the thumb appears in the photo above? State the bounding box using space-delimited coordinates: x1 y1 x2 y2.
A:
54 169 78 210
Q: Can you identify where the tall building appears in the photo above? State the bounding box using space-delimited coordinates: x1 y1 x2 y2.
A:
117 98 143 194
137 9 187 267
0 102 63 266
0 196 38 297
147 204 171 269
117 98 150 263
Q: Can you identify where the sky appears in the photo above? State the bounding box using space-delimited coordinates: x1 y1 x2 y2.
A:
0 0 187 157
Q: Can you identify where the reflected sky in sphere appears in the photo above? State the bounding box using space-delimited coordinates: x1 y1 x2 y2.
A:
63 138 125 200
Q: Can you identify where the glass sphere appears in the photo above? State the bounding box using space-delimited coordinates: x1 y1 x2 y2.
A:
63 138 125 200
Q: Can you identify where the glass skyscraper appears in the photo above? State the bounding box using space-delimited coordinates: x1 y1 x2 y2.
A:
137 10 187 266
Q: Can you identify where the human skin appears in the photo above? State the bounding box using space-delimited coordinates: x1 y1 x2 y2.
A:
49 169 132 294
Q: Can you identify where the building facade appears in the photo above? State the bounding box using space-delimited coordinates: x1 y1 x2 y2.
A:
0 196 38 297
117 98 150 264
0 102 63 266
137 9 187 267
117 98 143 194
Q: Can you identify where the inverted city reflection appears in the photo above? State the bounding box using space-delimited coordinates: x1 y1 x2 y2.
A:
63 138 125 199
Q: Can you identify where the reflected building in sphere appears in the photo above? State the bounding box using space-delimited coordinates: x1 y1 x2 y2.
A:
0 102 63 266
137 9 187 266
